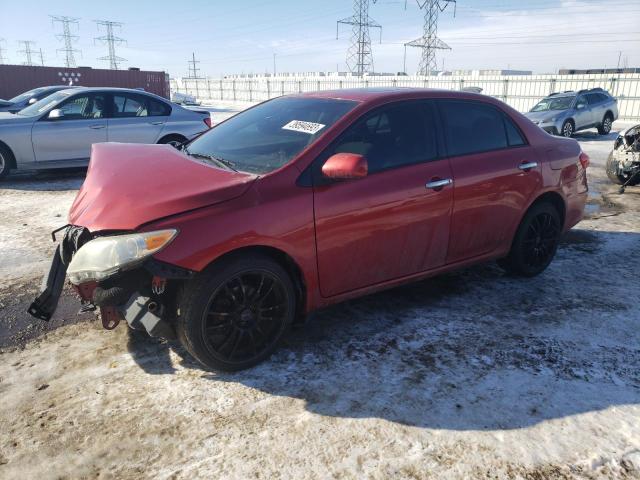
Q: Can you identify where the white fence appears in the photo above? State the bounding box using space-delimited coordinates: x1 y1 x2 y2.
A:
171 73 640 121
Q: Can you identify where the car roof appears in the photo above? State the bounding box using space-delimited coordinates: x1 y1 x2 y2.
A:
295 87 496 104
53 86 167 100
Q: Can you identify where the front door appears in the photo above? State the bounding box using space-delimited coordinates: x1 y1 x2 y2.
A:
313 101 453 297
107 92 168 144
573 94 592 129
32 93 107 162
437 99 542 263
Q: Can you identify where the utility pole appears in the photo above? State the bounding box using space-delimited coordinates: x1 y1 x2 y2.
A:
51 15 81 68
18 41 38 66
273 53 277 77
404 0 456 76
94 20 126 69
337 0 382 76
38 48 45 66
0 38 6 65
187 52 203 99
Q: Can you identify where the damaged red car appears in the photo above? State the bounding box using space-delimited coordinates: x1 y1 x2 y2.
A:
29 88 589 371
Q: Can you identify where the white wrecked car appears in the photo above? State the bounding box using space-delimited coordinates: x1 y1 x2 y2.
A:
606 124 640 193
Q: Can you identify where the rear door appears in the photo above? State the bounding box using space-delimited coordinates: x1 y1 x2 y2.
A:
313 100 454 297
586 93 606 126
106 92 170 144
437 99 542 264
32 92 108 162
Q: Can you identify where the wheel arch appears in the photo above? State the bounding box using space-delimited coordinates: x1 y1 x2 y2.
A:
202 245 308 323
157 133 188 144
603 110 614 121
0 140 17 169
527 190 567 228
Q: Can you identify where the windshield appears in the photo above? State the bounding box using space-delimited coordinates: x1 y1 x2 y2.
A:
17 91 73 116
8 87 48 104
530 96 574 112
184 96 358 174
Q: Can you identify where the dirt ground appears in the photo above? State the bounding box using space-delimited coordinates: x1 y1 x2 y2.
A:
1 120 639 479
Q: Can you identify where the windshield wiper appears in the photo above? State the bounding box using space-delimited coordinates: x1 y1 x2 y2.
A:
185 151 238 172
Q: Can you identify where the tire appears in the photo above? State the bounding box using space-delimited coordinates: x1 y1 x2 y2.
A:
176 254 296 371
158 134 187 149
560 120 574 138
499 202 562 277
0 144 13 180
597 114 613 135
606 151 640 186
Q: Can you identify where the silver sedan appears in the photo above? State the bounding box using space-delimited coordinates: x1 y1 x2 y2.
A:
0 87 212 179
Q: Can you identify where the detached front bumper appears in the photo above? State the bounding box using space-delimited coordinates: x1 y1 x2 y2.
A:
28 225 195 339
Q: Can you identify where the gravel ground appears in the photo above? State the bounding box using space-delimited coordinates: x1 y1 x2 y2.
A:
0 120 639 479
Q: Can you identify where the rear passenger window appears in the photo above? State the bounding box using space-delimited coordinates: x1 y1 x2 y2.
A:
329 101 438 174
504 116 526 147
149 98 171 116
439 100 508 156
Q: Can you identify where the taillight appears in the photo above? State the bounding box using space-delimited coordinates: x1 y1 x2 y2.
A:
204 117 212 128
579 152 590 169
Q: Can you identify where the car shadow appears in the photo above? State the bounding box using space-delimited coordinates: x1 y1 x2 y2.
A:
129 229 640 430
0 168 85 191
573 130 618 142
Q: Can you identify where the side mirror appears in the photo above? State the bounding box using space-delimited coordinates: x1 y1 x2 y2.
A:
576 103 585 110
48 109 64 120
322 153 368 180
28 98 37 105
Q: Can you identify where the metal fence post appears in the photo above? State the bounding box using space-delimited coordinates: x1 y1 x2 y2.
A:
219 80 223 100
502 78 509 101
232 79 236 101
267 79 271 99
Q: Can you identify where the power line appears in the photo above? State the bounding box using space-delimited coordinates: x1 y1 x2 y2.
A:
51 15 81 68
94 19 126 70
337 0 382 75
18 40 38 66
404 0 456 76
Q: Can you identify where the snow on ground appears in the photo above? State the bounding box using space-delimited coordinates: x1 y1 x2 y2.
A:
1 119 640 479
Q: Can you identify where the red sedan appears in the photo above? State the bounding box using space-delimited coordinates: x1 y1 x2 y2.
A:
29 88 589 371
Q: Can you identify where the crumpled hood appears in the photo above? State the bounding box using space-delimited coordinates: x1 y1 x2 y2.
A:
524 110 565 123
69 143 258 231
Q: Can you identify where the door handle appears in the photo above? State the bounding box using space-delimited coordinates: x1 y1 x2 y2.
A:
149 121 164 125
425 178 453 190
89 124 106 129
518 161 538 171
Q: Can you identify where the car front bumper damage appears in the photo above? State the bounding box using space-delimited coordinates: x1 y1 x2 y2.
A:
28 225 194 339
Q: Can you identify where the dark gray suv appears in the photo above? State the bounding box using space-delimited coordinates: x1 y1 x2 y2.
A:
524 88 618 137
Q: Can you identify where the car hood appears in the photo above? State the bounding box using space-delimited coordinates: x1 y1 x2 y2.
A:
524 110 566 122
0 112 31 122
69 143 258 231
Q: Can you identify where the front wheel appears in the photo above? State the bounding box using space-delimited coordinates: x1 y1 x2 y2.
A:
499 203 561 277
176 254 296 371
0 145 12 180
561 120 574 138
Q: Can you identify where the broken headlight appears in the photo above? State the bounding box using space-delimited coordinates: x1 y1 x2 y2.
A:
67 229 178 285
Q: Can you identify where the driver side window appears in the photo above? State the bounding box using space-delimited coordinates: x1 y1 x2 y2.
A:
57 94 106 120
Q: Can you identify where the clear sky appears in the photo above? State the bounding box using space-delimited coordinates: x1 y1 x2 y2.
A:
0 0 638 77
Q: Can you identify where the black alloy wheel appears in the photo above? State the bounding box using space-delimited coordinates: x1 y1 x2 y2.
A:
202 271 289 365
176 254 295 371
499 202 561 277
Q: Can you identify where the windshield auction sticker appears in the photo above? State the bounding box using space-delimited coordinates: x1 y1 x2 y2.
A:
282 120 326 135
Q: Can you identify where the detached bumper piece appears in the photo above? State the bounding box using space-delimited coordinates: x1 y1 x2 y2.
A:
28 225 92 321
28 248 67 321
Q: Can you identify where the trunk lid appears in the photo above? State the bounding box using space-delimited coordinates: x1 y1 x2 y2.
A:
69 143 257 231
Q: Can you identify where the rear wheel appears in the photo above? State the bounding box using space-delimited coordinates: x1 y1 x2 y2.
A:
597 114 613 135
158 134 187 149
499 202 561 277
561 120 574 138
176 254 296 371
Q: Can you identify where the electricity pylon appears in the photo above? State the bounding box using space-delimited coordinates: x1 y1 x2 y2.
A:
94 20 126 70
404 0 455 75
51 15 81 68
337 0 382 76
